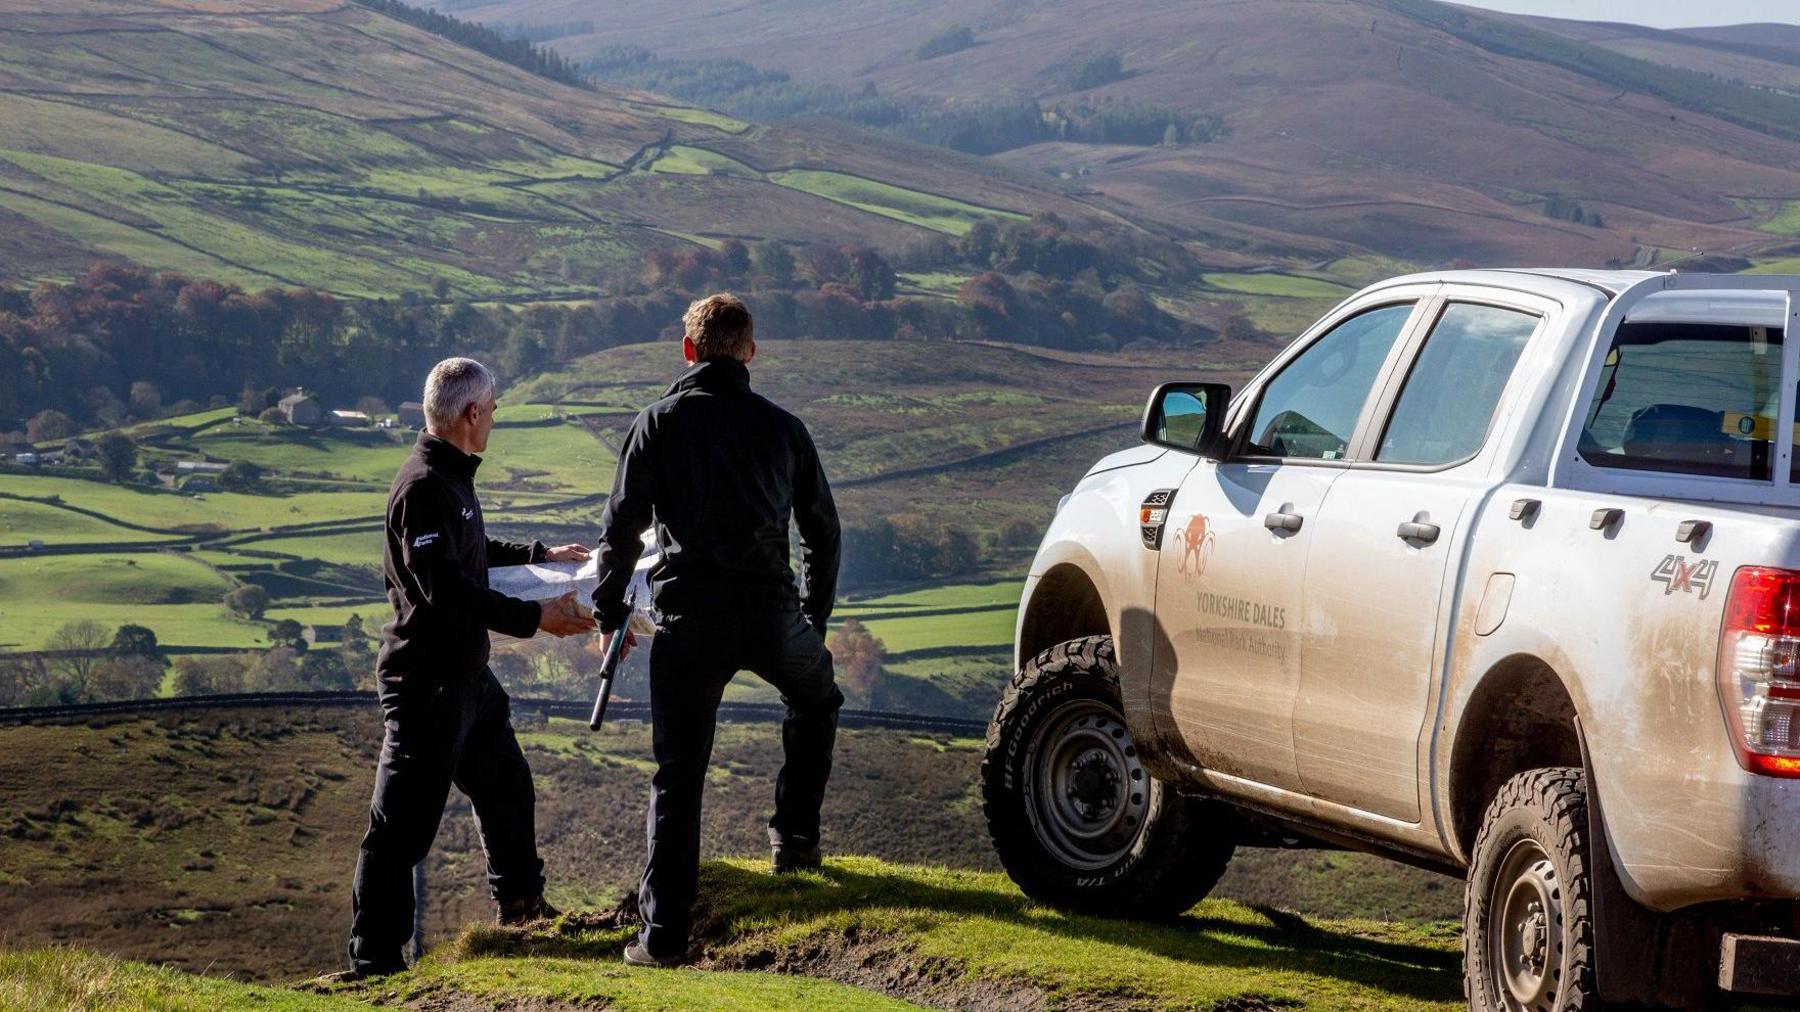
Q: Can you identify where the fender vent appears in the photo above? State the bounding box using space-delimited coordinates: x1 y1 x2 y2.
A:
1140 489 1176 550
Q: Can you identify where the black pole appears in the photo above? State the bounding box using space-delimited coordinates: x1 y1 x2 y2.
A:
589 591 635 732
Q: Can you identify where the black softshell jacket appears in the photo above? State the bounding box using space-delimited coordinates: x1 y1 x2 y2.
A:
376 432 545 686
591 357 840 635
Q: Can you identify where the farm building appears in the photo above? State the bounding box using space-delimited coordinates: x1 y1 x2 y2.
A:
279 392 323 426
398 402 425 428
330 410 370 427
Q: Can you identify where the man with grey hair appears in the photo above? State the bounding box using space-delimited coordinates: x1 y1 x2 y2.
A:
336 356 596 981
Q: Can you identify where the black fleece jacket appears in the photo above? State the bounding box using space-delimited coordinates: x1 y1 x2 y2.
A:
591 357 840 635
376 432 546 686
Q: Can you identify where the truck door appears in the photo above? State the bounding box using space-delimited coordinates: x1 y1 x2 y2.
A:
1152 300 1424 790
1294 299 1545 822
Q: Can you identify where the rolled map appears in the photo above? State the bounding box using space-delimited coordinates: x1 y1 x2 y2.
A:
487 542 658 639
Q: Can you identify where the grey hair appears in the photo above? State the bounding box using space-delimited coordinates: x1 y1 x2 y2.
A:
422 357 495 430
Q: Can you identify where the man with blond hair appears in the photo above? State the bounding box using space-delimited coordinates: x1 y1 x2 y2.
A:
592 293 842 967
336 357 596 981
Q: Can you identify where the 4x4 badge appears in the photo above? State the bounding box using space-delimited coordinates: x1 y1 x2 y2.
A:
1651 555 1718 599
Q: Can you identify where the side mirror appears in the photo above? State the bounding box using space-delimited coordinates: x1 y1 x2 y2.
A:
1142 382 1231 457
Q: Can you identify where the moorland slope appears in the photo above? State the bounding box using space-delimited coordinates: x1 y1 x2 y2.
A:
467 0 1800 267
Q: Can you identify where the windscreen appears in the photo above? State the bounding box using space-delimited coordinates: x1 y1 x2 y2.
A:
1578 322 1787 481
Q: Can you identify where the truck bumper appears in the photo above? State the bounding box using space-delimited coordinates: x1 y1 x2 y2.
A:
1720 934 1800 995
1601 753 1800 909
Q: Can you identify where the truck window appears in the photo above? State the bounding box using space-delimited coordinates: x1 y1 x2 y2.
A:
1243 303 1414 460
1578 323 1785 481
1375 303 1538 466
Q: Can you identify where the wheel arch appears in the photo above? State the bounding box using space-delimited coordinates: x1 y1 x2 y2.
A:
1446 652 1587 862
1017 561 1112 670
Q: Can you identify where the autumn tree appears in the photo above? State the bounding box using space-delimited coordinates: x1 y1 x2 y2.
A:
173 654 252 696
828 619 888 706
26 409 73 443
87 655 164 701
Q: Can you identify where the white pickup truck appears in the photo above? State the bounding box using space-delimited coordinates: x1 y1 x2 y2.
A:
983 270 1800 1008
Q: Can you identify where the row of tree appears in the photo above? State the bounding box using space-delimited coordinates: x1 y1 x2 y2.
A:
0 611 905 710
583 46 1226 155
0 616 378 707
3 218 1213 434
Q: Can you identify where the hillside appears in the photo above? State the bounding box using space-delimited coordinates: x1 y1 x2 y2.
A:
462 0 1800 268
0 704 1462 999
1521 15 1800 95
0 0 1135 299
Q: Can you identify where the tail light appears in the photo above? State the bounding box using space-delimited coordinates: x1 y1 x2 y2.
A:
1718 567 1800 777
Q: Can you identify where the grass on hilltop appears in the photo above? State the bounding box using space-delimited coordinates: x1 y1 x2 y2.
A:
0 863 1471 1011
322 857 1465 1011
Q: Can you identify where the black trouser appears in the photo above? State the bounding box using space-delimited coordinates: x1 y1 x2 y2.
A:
638 607 843 958
347 666 545 973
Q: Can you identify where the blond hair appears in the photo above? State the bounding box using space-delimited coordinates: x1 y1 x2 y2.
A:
683 293 754 360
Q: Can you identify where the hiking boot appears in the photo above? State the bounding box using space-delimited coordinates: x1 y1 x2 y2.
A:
771 837 823 874
623 939 686 968
497 893 562 927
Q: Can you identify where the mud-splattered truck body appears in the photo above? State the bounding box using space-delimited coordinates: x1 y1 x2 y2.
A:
984 271 1800 1007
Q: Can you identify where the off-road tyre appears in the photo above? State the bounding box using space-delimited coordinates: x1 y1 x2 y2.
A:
1465 767 1597 1012
981 635 1235 918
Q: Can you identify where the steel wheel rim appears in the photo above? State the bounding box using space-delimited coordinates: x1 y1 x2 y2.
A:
1024 697 1149 871
1486 838 1564 1012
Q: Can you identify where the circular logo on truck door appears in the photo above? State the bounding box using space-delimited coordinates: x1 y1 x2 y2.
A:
1175 513 1215 580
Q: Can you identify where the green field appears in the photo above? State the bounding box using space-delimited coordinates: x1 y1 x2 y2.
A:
0 499 176 547
0 474 385 534
768 170 1025 235
649 144 758 177
0 402 619 652
894 270 968 298
839 579 1018 655
1756 200 1800 238
1749 257 1800 275
1203 272 1356 299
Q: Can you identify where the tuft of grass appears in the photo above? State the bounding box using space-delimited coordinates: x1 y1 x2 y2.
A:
0 946 360 1011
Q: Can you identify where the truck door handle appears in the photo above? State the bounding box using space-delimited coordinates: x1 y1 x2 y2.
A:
1263 510 1304 532
1397 520 1440 544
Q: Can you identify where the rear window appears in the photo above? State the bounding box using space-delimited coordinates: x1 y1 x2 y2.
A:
1578 323 1786 481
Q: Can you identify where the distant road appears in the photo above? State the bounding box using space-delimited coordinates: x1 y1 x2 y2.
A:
0 691 990 735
